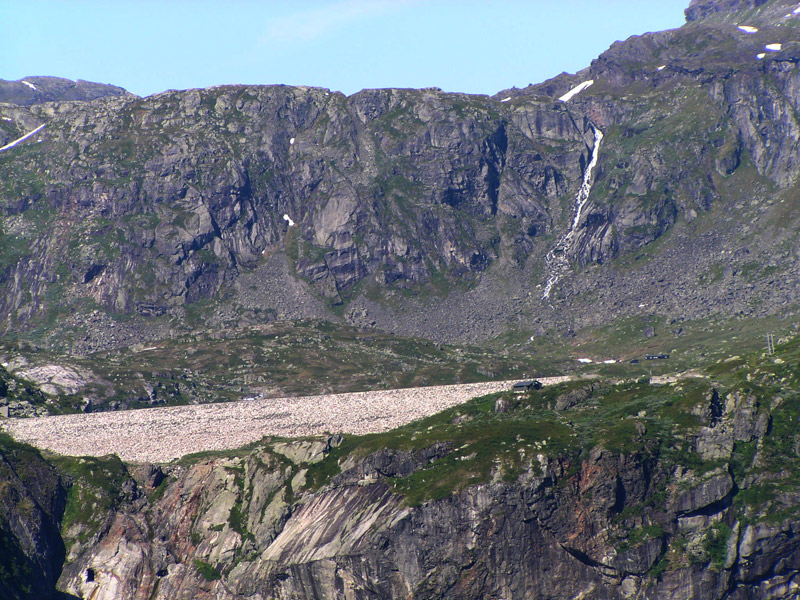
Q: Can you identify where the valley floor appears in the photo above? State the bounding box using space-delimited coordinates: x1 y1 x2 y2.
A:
0 377 571 462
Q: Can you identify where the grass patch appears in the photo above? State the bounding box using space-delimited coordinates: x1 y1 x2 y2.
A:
193 559 222 581
49 454 134 544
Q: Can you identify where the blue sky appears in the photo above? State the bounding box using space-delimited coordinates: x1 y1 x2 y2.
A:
2 1 690 98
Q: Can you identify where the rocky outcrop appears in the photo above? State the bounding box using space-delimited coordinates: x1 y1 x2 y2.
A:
48 429 800 600
2 1 800 350
3 337 800 600
0 84 585 346
685 0 769 22
0 436 67 600
0 77 131 106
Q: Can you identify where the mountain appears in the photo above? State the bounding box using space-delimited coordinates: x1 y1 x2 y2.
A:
1 1 799 358
3 0 800 598
0 76 131 106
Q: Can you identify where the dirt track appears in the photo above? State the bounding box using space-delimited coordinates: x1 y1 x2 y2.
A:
1 377 571 463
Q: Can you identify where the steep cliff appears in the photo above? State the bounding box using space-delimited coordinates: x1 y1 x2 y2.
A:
3 2 800 596
1 1 799 353
2 332 795 599
0 433 67 600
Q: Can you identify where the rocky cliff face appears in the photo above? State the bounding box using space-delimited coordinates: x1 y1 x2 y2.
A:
0 83 586 348
2 1 800 351
0 434 67 600
685 0 770 22
0 77 131 107
4 335 797 600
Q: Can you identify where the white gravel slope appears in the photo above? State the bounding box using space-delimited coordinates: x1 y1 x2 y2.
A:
1 378 571 463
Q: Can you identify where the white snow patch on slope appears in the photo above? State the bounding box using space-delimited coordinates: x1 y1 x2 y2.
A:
1 117 12 121
500 96 511 102
558 80 594 103
289 137 295 145
20 80 37 91
283 214 295 227
657 65 666 71
765 43 782 51
0 124 45 153
737 25 758 33
757 53 766 59
795 6 800 14
577 358 593 364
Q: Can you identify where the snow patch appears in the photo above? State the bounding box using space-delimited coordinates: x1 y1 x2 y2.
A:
737 25 758 33
1 117 12 121
657 65 666 71
765 43 782 51
20 80 37 91
757 53 766 59
795 6 800 14
0 123 45 153
603 360 617 364
289 137 295 145
577 358 593 364
500 96 511 102
283 214 295 227
558 80 594 103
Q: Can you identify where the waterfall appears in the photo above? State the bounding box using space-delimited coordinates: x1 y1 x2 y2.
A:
542 124 603 300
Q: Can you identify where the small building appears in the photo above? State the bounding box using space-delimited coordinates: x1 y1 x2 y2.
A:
512 380 543 393
645 354 670 360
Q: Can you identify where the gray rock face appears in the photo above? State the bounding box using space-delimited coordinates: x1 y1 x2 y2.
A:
43 435 800 600
0 84 586 346
0 77 131 106
685 0 769 22
3 2 800 350
0 440 67 600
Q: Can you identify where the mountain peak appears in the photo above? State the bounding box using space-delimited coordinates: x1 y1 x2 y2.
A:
0 76 132 106
685 0 770 21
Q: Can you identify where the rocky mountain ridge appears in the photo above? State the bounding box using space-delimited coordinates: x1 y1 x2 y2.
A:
1 0 799 353
0 76 131 107
2 2 800 598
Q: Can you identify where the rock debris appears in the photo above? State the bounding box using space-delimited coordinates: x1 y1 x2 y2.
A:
2 378 570 463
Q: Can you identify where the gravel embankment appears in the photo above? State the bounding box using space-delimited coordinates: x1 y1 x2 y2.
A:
1 378 571 463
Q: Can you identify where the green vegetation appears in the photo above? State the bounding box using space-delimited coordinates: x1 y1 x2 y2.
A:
1 321 798 589
705 522 733 570
193 559 222 581
0 525 34 597
50 454 135 544
1 319 547 414
293 326 800 587
304 376 682 505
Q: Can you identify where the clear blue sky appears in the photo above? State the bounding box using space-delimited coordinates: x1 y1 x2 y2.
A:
1 1 690 98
